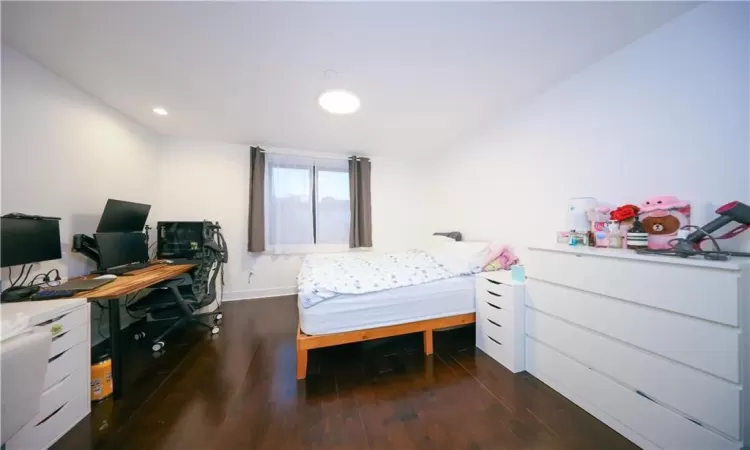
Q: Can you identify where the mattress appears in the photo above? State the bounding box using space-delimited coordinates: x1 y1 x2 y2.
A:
298 275 476 335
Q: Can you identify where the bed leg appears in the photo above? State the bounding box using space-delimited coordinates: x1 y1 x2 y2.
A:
424 329 434 355
297 348 308 380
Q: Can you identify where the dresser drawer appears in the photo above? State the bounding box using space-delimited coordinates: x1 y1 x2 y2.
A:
476 286 513 313
38 367 87 420
478 311 515 345
476 276 513 304
6 386 89 450
477 296 514 326
33 305 88 338
477 328 512 362
49 323 87 358
526 337 739 450
526 279 740 382
44 341 88 389
527 248 740 326
527 308 741 440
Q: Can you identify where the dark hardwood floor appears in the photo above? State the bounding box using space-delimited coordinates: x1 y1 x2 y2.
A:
54 296 639 450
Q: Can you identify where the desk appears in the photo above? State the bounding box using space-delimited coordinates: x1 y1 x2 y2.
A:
74 263 196 399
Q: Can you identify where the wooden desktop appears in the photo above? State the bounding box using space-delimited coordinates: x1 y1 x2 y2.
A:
73 262 196 399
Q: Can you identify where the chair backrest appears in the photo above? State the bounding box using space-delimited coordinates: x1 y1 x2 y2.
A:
190 247 222 306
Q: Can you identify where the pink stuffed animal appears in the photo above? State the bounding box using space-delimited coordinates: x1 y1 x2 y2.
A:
639 196 690 250
483 246 519 271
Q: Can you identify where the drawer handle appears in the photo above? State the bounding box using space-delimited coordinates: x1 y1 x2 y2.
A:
487 319 502 328
486 302 502 310
37 313 67 327
52 330 70 342
486 290 503 297
35 402 68 426
49 347 69 363
44 373 71 393
488 336 502 346
486 279 503 285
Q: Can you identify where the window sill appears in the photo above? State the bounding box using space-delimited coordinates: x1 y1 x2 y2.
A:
262 244 372 256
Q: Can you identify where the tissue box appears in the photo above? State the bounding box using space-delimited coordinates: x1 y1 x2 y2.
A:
511 265 525 283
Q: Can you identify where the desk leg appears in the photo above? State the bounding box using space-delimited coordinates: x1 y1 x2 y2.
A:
108 297 123 400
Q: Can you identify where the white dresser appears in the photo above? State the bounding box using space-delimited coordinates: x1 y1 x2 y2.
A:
525 245 750 450
2 298 91 450
475 270 525 373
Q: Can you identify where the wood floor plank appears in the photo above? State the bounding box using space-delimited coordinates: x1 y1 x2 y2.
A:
446 345 640 450
53 296 642 450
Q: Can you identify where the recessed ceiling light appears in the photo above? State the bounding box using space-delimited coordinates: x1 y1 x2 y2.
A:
152 107 168 116
318 90 360 115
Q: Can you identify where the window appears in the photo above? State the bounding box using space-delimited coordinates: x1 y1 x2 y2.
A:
264 154 350 249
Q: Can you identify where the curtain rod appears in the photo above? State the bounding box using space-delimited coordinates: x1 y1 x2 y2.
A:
254 147 369 160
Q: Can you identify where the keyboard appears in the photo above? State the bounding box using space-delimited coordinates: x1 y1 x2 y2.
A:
31 290 78 300
92 262 157 276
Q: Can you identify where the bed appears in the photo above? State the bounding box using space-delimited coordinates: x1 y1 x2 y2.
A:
296 235 489 379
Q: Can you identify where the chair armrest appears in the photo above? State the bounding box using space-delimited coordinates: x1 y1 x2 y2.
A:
149 274 192 290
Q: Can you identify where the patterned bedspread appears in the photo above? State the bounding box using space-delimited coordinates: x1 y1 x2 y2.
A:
298 250 470 308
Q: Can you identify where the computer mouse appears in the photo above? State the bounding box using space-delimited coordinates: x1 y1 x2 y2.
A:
96 274 117 279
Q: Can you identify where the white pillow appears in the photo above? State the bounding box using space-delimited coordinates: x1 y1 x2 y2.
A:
430 241 490 274
415 234 456 251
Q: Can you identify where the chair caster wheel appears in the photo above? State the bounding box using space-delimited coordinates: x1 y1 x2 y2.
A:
211 326 220 335
152 341 165 352
214 313 223 321
134 332 146 341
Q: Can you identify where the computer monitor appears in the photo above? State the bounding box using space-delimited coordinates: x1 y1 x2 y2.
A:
96 199 151 233
1 216 62 267
94 232 149 269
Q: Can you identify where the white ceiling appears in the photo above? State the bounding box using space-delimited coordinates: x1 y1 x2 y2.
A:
2 2 696 156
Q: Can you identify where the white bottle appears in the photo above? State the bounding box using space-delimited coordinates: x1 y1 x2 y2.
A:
608 221 621 248
568 197 597 232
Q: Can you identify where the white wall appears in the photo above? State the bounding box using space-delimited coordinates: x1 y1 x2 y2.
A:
1 46 163 342
429 2 750 257
155 139 429 300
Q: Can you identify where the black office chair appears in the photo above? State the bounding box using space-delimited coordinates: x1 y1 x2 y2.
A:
128 222 227 352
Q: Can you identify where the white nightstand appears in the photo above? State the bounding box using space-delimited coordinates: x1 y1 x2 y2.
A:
475 270 525 373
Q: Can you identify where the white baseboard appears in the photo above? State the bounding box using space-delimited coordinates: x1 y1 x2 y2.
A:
221 286 297 301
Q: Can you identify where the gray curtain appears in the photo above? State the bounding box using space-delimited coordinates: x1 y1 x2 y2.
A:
248 146 266 252
349 157 373 248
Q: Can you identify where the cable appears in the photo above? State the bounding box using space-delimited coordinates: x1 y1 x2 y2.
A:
19 264 33 287
124 293 147 320
11 264 26 287
21 265 32 286
677 225 721 253
46 269 61 287
29 274 47 286
92 301 109 339
13 264 32 286
8 267 12 287
29 268 63 287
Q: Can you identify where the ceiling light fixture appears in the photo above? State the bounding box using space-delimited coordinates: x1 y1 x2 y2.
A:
318 90 360 115
152 107 168 116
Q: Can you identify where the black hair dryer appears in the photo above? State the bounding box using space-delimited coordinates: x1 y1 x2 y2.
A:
683 201 750 245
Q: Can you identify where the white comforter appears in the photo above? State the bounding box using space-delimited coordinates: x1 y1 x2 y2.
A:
298 249 477 308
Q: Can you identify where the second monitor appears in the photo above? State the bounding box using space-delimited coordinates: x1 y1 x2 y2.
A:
97 199 151 233
94 232 149 270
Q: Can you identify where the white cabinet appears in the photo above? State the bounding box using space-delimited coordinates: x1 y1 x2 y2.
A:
475 270 525 373
525 245 750 450
3 298 91 450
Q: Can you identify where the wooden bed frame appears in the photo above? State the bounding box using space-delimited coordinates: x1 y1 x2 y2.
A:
296 312 476 379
